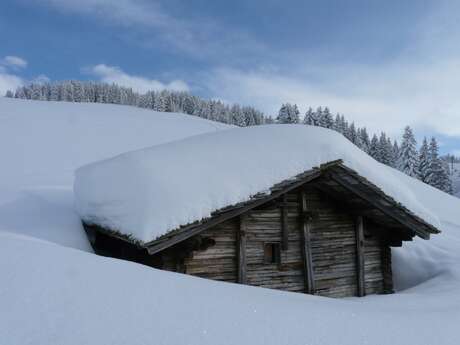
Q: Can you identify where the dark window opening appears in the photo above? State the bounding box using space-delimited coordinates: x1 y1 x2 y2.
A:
264 243 281 264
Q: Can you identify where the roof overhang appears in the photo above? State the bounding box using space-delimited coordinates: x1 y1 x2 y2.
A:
133 160 440 255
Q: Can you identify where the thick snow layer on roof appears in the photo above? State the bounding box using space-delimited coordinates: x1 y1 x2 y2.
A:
74 125 452 243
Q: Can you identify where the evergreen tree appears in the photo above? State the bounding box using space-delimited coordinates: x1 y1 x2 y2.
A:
426 137 445 189
369 134 380 161
5 90 13 97
303 107 315 125
291 104 300 124
277 104 289 124
441 160 453 194
392 141 400 168
418 137 430 182
398 126 419 178
348 122 358 145
277 103 299 124
359 127 370 153
378 133 392 165
230 104 246 127
320 107 333 128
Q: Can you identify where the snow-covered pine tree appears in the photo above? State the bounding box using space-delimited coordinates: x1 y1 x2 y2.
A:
378 133 392 165
277 103 299 124
348 122 358 145
291 104 300 124
315 106 324 127
30 84 42 100
277 104 289 124
359 127 370 153
14 86 26 99
303 107 315 125
72 81 84 102
418 137 430 182
230 104 246 127
440 159 453 194
426 137 445 189
398 126 419 178
332 113 341 132
317 106 333 128
369 134 380 161
5 90 13 97
392 141 400 168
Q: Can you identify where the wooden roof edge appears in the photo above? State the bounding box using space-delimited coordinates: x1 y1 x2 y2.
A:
82 222 146 248
329 164 441 236
144 165 330 254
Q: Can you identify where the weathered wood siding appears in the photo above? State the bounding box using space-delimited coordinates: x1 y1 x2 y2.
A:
183 219 238 283
364 222 393 294
303 187 359 297
244 202 306 292
163 185 392 298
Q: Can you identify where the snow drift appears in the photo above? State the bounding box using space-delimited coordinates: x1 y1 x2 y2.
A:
0 97 230 250
75 125 454 243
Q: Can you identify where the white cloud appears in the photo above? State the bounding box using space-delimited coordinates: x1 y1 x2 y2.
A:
35 0 263 59
86 64 189 93
0 73 23 96
1 56 28 69
0 55 27 95
205 58 460 138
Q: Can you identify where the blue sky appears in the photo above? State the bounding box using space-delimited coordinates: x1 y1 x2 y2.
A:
1 0 460 153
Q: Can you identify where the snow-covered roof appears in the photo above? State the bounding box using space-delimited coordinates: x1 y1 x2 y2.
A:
74 125 443 244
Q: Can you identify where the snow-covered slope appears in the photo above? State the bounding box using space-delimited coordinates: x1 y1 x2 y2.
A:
75 125 449 243
0 98 230 250
2 98 460 345
2 220 460 345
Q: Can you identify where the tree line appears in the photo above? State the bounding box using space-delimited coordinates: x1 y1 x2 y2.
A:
6 81 454 194
6 80 265 126
276 103 453 194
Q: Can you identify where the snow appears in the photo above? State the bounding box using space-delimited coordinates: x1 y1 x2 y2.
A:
2 98 460 345
2 225 460 345
0 97 230 250
75 125 450 243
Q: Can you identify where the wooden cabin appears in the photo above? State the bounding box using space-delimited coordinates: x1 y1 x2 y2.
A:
83 161 440 298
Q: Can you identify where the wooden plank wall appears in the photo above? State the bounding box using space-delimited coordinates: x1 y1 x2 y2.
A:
365 222 393 294
304 187 359 297
183 219 238 283
244 199 305 292
171 185 392 298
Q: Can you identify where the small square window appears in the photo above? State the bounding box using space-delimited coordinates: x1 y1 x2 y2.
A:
264 243 281 264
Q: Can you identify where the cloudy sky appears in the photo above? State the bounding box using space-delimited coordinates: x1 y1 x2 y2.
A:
1 0 460 153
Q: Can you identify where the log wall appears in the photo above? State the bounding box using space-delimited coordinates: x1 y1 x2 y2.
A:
156 185 393 298
182 219 238 283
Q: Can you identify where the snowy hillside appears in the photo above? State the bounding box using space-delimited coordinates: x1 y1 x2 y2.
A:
1 98 460 345
0 98 230 250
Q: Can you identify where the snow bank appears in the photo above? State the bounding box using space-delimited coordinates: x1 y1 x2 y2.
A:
2 229 460 345
75 125 457 243
0 98 230 250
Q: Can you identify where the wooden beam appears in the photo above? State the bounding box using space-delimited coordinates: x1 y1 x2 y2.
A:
355 216 365 297
237 215 247 284
328 172 430 240
281 194 289 251
146 169 322 254
300 190 315 294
